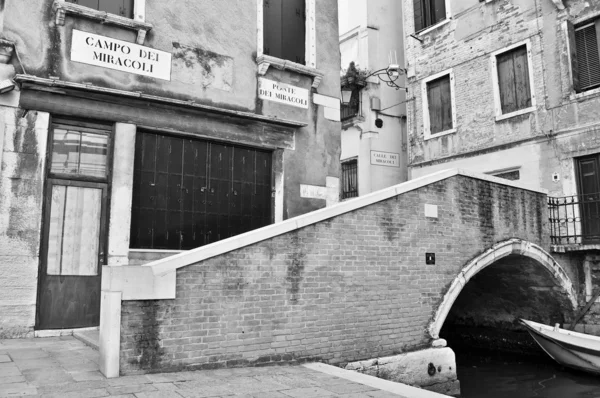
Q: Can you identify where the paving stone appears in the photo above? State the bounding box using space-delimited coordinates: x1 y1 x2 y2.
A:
134 391 185 398
321 381 378 394
279 386 338 397
0 355 11 363
0 382 38 396
0 375 26 384
367 391 410 398
13 357 58 370
225 376 288 393
40 387 110 398
252 374 318 389
145 373 194 383
38 380 109 394
106 383 157 395
249 392 291 398
60 360 101 372
107 374 152 386
6 349 49 360
174 382 235 398
0 363 22 377
22 368 74 386
69 370 106 381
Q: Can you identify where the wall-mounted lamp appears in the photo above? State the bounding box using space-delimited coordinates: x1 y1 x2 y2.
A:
364 64 407 91
341 87 354 104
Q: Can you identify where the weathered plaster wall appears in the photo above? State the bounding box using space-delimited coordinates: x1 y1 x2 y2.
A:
118 175 574 375
0 110 48 337
403 0 600 193
3 0 341 220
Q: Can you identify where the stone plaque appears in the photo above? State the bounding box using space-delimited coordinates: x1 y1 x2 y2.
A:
370 151 400 167
71 30 172 81
258 78 309 109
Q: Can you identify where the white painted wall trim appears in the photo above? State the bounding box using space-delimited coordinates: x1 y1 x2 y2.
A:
428 239 578 339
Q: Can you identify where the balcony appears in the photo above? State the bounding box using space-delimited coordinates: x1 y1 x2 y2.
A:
548 193 600 251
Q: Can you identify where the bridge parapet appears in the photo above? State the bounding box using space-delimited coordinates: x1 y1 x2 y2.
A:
99 169 561 379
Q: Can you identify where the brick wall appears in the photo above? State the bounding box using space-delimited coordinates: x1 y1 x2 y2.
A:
403 0 600 192
119 175 555 374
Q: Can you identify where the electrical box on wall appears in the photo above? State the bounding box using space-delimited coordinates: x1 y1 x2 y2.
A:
552 173 560 182
371 97 381 111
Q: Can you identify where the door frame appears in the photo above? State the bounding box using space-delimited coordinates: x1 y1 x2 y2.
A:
35 117 114 330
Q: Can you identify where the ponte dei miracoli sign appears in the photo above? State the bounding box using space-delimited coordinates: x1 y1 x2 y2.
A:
70 30 172 81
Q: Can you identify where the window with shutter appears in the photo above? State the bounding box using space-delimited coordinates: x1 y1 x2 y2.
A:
427 75 452 134
263 0 306 64
574 20 600 92
66 0 134 18
413 0 446 33
493 44 534 116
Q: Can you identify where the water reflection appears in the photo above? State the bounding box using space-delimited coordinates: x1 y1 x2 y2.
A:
457 350 600 398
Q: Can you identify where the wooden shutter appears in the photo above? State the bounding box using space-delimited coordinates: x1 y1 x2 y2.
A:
264 0 305 64
263 0 283 58
414 0 424 32
427 75 452 135
433 0 446 25
497 45 531 114
99 0 133 18
282 0 306 64
576 155 600 242
575 21 600 91
566 21 580 92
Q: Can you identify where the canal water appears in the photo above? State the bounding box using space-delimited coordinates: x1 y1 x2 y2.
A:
456 349 600 398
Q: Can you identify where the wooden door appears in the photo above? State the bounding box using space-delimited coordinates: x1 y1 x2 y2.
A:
130 132 272 251
37 120 110 329
576 155 600 243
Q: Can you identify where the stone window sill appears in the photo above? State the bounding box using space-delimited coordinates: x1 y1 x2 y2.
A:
495 106 535 122
52 0 153 45
416 18 452 37
257 54 324 88
569 87 600 102
424 128 456 141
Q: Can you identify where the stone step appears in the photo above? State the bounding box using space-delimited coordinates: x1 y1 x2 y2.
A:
73 328 99 351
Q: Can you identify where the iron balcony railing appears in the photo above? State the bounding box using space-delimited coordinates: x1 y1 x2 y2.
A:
548 192 600 245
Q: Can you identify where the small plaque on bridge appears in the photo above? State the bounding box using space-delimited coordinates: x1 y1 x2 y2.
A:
426 253 435 265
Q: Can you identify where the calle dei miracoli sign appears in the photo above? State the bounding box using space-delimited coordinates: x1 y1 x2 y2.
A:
70 30 172 81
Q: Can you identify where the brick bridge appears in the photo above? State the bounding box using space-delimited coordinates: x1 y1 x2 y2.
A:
99 169 580 387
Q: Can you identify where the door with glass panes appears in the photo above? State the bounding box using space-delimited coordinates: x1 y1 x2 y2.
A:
37 119 110 329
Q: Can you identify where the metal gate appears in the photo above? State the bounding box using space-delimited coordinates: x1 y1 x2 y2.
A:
130 132 272 250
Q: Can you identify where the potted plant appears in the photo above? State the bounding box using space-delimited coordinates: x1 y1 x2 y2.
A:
341 62 370 90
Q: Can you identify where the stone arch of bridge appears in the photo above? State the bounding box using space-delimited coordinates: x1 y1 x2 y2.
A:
428 238 578 340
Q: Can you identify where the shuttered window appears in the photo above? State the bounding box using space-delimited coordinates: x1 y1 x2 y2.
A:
427 74 453 135
414 0 446 32
574 20 600 92
263 0 306 64
66 0 133 18
496 45 532 114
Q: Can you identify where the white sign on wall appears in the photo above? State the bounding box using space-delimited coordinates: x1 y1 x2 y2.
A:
70 30 172 81
370 151 400 167
258 78 309 109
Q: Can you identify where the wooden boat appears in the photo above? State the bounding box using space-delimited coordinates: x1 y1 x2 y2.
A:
521 319 600 374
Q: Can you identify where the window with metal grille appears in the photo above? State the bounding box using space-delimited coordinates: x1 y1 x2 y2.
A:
495 45 532 114
574 20 600 92
263 0 306 64
341 160 358 200
66 0 134 18
426 74 453 134
413 0 446 32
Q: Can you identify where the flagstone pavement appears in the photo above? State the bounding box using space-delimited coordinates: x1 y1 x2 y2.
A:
0 336 448 398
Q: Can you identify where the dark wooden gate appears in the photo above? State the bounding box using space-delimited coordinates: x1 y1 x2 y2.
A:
576 154 600 243
130 132 272 250
37 119 110 330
